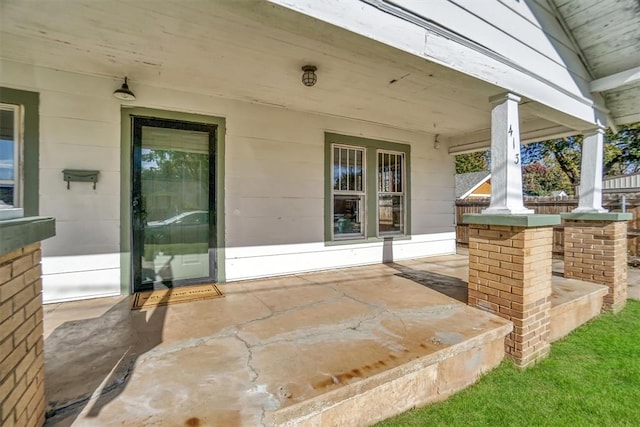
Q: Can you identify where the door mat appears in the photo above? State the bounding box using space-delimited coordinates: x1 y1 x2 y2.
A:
131 284 224 310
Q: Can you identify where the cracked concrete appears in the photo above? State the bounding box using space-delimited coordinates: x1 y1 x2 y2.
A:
43 254 514 426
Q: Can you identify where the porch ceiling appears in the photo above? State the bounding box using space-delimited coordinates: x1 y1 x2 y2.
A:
551 0 640 126
0 0 566 142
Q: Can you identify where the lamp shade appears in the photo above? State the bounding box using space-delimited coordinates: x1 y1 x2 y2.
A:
301 65 317 87
113 77 136 101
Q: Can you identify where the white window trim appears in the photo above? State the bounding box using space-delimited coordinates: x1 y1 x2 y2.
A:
331 143 366 240
0 103 22 208
376 149 406 237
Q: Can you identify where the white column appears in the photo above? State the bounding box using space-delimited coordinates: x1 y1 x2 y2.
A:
573 128 608 213
483 93 533 215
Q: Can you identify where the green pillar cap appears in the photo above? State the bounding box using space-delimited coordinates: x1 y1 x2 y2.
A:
463 213 561 227
561 212 632 221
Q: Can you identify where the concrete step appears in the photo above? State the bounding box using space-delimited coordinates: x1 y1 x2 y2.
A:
550 276 608 342
266 320 512 427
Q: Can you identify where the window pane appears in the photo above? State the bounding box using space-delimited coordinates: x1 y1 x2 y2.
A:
395 154 403 192
141 125 210 284
0 139 13 181
340 148 347 190
355 149 363 191
378 195 403 234
333 147 340 190
346 148 352 191
334 145 364 192
0 108 15 181
0 184 14 206
0 107 16 207
378 152 403 193
378 152 384 192
333 195 364 237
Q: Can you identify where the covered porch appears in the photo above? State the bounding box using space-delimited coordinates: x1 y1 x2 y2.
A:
43 252 622 426
1 1 638 425
0 0 613 302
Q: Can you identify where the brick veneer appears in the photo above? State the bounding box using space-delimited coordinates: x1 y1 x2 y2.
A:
0 243 45 427
564 220 628 312
468 224 553 367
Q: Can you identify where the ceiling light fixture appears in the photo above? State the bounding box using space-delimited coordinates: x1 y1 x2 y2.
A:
113 76 136 101
301 65 317 87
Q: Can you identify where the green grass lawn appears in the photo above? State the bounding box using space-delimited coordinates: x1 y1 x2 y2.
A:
378 300 640 427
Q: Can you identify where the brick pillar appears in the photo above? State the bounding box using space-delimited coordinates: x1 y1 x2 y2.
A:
563 214 632 312
0 243 45 427
467 219 557 368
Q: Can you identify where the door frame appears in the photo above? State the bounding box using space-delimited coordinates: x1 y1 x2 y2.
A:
120 107 226 295
131 116 217 291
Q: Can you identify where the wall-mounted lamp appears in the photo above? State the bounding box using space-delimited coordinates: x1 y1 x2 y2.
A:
434 134 441 149
301 65 317 87
113 76 136 101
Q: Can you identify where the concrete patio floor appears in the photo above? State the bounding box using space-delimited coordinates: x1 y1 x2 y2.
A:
43 254 513 426
42 253 640 426
627 266 640 300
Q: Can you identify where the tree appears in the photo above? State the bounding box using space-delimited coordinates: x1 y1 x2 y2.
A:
541 137 582 186
454 123 639 190
455 150 489 174
522 163 572 196
604 123 640 175
522 123 640 185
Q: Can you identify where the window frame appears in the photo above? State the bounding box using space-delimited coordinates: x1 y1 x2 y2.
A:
324 133 411 245
0 103 22 208
376 149 406 237
0 87 39 216
331 143 367 241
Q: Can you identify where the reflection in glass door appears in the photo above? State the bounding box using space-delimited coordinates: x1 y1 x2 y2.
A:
132 117 216 291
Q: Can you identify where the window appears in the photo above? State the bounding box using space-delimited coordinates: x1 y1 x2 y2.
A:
0 87 38 216
377 151 405 235
332 145 365 239
326 133 410 242
0 104 20 208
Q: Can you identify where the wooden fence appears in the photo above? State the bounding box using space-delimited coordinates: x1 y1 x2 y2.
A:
456 194 640 257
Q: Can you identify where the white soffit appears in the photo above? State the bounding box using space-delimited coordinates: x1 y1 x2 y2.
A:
550 0 640 126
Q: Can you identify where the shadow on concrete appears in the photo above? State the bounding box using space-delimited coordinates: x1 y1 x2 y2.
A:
44 289 171 425
386 262 468 303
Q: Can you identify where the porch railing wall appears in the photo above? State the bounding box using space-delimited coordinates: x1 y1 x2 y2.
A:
455 193 640 257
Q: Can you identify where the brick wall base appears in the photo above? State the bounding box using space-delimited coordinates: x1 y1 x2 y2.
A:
468 225 553 368
564 220 628 312
0 243 45 427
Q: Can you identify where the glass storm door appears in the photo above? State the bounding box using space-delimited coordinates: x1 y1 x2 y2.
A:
132 117 217 291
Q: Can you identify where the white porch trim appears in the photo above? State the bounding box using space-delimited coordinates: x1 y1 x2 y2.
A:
573 128 608 213
590 66 640 93
482 93 533 215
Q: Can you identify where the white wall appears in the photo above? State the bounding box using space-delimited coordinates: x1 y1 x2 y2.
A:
1 61 123 302
1 59 455 302
224 107 455 281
